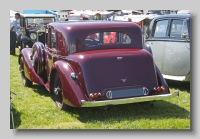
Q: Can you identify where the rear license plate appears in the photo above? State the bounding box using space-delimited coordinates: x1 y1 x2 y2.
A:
105 87 149 99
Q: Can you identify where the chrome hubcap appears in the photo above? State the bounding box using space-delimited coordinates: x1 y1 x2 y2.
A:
54 87 61 95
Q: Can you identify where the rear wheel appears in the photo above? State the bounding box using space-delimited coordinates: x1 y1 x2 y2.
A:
20 57 33 87
52 71 71 110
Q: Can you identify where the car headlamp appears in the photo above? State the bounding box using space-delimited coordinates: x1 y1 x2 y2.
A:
30 33 37 40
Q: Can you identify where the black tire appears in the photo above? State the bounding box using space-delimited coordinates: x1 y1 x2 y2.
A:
52 71 71 111
20 57 33 87
20 42 29 51
19 42 23 52
21 42 26 51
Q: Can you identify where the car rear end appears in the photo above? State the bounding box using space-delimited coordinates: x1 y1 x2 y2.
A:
61 21 179 107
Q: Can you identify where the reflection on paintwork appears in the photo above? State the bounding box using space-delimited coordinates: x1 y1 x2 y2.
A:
79 55 84 59
63 64 69 70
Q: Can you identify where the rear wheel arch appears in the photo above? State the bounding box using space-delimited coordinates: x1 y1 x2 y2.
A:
49 68 72 111
144 42 153 56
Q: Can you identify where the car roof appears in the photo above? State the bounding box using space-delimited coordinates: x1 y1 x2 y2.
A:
20 14 55 18
153 14 190 19
49 20 140 30
49 21 141 37
50 21 143 50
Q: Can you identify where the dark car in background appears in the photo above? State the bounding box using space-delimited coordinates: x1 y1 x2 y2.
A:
18 14 55 50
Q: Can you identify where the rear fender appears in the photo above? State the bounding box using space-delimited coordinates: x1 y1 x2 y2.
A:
51 61 89 107
20 48 44 85
143 42 153 55
31 42 45 75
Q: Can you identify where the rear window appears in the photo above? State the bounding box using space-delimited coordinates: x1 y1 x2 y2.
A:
84 32 132 47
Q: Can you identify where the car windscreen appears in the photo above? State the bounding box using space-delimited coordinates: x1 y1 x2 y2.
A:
25 17 54 28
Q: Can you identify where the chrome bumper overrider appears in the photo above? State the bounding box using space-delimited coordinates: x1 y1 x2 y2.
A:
81 91 179 107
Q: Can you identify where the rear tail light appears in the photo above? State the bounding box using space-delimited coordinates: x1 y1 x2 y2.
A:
98 93 102 97
153 87 157 92
90 94 94 99
153 86 166 93
157 87 161 92
161 86 165 91
90 93 102 99
94 93 98 99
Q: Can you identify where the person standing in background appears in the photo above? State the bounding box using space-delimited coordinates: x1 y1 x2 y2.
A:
109 12 115 21
10 13 21 55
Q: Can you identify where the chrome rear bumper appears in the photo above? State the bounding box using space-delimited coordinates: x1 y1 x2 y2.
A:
81 91 179 107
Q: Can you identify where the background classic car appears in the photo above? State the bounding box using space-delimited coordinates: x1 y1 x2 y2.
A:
18 21 179 110
17 14 55 50
144 14 190 82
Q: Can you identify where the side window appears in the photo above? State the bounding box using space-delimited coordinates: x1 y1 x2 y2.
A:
47 28 51 47
51 29 57 48
170 19 188 38
153 20 169 37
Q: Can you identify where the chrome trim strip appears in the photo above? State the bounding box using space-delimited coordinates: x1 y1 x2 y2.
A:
163 74 190 81
81 91 179 107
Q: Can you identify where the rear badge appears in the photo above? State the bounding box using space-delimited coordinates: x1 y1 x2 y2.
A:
106 91 112 99
121 78 127 83
117 57 123 60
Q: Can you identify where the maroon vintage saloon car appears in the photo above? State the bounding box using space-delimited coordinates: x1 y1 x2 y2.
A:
18 21 179 110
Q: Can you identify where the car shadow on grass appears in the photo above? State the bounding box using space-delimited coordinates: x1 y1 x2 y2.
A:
10 102 21 129
31 84 50 97
10 91 21 129
166 79 190 93
67 100 190 124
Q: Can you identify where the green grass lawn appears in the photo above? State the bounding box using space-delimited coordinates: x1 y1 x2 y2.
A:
10 48 190 129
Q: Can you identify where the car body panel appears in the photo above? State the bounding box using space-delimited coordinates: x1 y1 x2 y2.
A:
163 41 190 76
145 14 190 81
66 49 159 96
51 60 90 107
148 40 166 72
20 48 44 85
